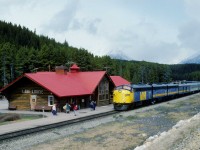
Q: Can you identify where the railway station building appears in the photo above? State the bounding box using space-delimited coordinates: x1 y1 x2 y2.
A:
0 64 130 111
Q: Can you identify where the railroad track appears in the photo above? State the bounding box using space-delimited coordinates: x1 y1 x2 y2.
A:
1 94 196 142
0 110 118 141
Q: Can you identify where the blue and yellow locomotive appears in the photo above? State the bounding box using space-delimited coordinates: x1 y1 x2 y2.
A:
113 82 200 110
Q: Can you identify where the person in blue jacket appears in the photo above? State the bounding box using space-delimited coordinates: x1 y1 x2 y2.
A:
66 102 71 113
93 101 96 110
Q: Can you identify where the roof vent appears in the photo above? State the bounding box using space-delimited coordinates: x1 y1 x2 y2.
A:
55 65 68 75
70 64 80 73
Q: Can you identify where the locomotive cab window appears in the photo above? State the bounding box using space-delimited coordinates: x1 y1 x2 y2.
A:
115 86 123 90
115 85 132 91
122 85 132 91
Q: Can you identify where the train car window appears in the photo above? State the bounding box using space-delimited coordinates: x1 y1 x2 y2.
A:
134 88 147 91
154 87 167 90
134 88 140 92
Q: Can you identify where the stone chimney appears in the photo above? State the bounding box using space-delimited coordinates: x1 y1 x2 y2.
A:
70 64 80 73
55 65 68 75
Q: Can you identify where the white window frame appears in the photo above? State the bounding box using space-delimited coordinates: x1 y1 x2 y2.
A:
48 95 54 106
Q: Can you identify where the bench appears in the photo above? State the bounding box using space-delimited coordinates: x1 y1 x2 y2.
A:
8 105 17 110
34 105 52 112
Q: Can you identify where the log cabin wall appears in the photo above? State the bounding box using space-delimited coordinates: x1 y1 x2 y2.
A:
5 77 56 110
109 81 115 104
97 77 110 106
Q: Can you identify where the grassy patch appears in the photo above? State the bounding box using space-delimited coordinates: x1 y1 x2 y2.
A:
0 113 44 125
58 122 146 150
167 112 191 121
136 109 159 118
0 113 20 122
126 115 139 120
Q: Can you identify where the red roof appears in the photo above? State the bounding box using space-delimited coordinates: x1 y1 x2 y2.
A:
26 71 107 97
110 76 130 86
0 68 130 97
0 71 107 98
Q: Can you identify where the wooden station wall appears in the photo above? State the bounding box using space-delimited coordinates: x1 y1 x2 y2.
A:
3 75 114 111
4 77 56 110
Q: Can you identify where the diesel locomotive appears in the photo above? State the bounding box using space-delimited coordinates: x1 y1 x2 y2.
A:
113 82 200 110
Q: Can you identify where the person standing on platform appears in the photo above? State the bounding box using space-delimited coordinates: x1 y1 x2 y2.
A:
52 104 57 115
93 101 96 110
70 103 74 111
66 102 71 113
73 104 78 116
90 101 94 110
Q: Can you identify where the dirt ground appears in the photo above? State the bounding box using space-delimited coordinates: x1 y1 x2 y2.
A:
30 116 200 150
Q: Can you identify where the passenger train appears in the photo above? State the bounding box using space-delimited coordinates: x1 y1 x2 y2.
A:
113 82 200 110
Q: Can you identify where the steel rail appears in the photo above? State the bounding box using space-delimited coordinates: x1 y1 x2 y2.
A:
0 110 118 141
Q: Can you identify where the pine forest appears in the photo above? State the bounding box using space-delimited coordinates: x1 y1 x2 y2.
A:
1 20 200 88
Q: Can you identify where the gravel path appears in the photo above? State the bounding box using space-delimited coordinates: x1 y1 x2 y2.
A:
0 94 200 150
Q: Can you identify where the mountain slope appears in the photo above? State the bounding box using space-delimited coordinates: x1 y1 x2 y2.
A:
107 50 130 60
180 54 200 64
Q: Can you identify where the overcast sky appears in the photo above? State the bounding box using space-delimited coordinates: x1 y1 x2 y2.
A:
1 0 200 64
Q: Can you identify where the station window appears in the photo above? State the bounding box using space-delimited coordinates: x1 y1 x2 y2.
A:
98 78 109 100
48 95 54 106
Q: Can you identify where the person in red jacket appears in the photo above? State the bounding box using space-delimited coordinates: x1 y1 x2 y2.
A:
73 104 78 116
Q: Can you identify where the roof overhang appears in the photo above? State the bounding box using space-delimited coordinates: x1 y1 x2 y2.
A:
0 75 24 92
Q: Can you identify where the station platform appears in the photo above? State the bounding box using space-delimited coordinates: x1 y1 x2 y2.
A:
0 99 114 136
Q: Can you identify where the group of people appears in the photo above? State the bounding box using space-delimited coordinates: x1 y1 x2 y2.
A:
52 100 96 116
63 102 78 116
52 103 78 116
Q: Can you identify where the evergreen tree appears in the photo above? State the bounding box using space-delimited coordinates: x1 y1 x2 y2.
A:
1 20 200 87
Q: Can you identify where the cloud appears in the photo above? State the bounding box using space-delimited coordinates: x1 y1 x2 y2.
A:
45 0 190 64
184 0 200 21
1 0 198 64
85 18 101 34
110 36 183 64
70 18 101 34
139 42 186 64
178 21 200 52
105 17 183 64
178 0 200 55
0 0 68 32
43 0 79 33
0 0 33 21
